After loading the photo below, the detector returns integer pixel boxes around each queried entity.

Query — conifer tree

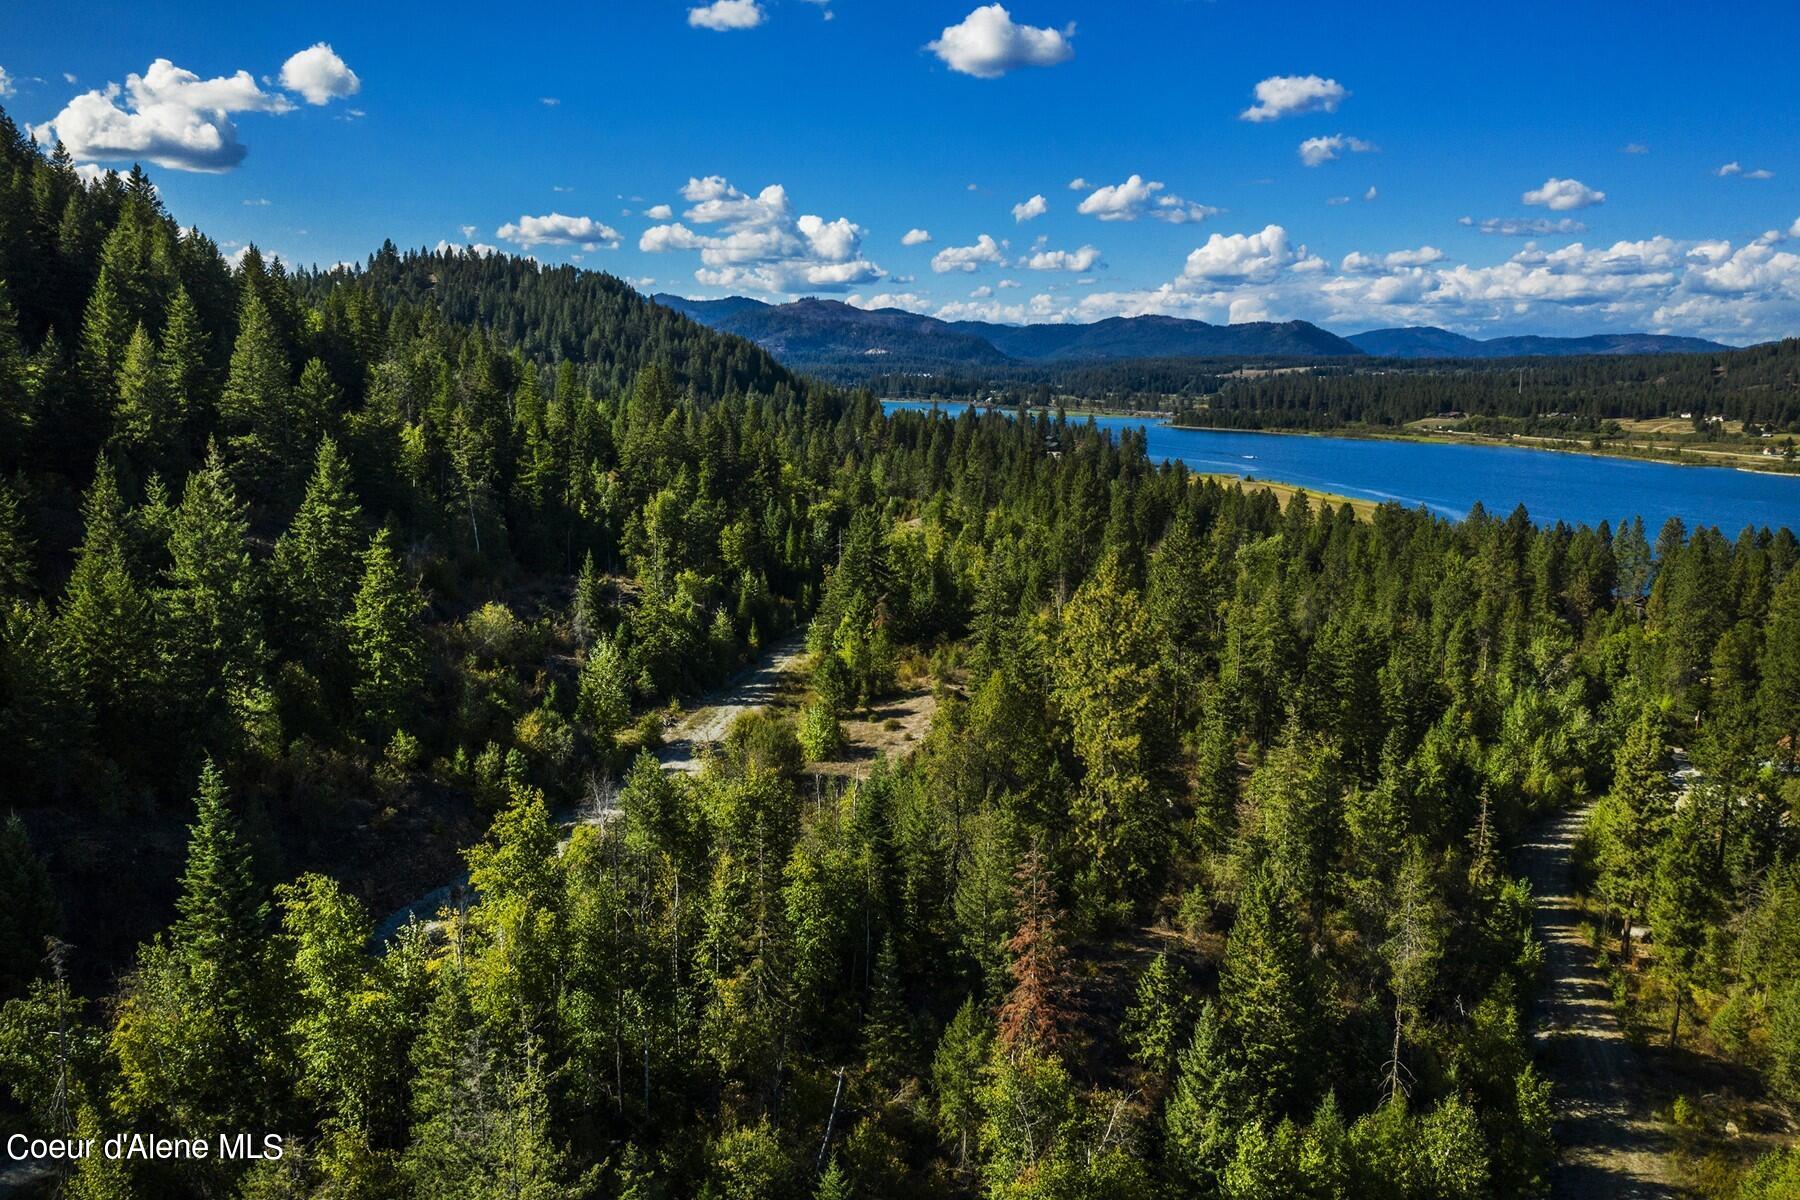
[218,283,294,489]
[159,442,266,749]
[1220,869,1320,1119]
[345,527,424,738]
[55,457,156,764]
[109,321,176,477]
[271,436,363,665]
[996,845,1074,1055]
[111,760,281,1131]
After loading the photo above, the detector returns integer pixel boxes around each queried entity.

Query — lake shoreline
[884,400,1800,530]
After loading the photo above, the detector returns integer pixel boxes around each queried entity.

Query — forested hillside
[1173,342,1800,431]
[2,114,1799,1199]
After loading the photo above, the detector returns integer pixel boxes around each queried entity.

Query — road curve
[372,631,810,944]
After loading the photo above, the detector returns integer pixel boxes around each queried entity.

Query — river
[883,401,1800,533]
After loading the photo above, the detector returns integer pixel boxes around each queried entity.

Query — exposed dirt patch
[810,679,939,780]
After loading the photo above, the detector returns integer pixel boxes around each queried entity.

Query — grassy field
[1200,473,1382,519]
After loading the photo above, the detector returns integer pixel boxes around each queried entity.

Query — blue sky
[3,0,1798,341]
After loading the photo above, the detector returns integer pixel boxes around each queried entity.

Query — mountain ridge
[651,294,1735,372]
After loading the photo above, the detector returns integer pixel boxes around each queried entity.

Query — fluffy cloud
[688,0,766,30]
[278,43,360,105]
[1522,177,1605,211]
[904,218,1800,342]
[1182,225,1302,282]
[1012,193,1048,223]
[1297,134,1376,167]
[848,292,935,313]
[928,5,1074,79]
[934,292,1061,323]
[1342,246,1444,271]
[1364,186,1378,202]
[1022,244,1101,271]
[932,234,1007,273]
[901,228,933,246]
[1240,74,1347,122]
[1791,217,1800,239]
[644,203,674,220]
[1076,174,1218,223]
[497,213,622,250]
[1460,216,1587,237]
[639,175,880,292]
[0,67,13,97]
[32,60,289,172]
[31,50,360,172]
[1067,177,1089,190]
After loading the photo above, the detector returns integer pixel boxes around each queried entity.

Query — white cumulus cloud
[689,0,766,30]
[928,5,1075,79]
[1012,193,1048,223]
[849,292,935,314]
[31,57,299,172]
[902,228,933,246]
[0,67,13,98]
[1076,174,1218,223]
[1297,134,1376,167]
[497,213,622,250]
[1522,177,1605,211]
[932,234,1007,273]
[278,43,360,105]
[1240,74,1347,122]
[1022,244,1101,271]
[1182,225,1301,282]
[644,204,674,220]
[639,175,881,293]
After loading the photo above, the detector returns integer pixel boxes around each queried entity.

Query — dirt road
[373,632,811,943]
[656,632,809,773]
[1518,804,1684,1198]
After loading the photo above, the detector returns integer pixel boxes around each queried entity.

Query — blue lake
[883,401,1800,534]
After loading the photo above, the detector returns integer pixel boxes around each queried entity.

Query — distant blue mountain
[653,295,1363,369]
[1348,326,1732,359]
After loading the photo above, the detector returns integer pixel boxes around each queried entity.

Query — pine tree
[218,283,294,490]
[1220,869,1320,1119]
[1051,554,1167,900]
[930,997,991,1175]
[55,457,156,766]
[577,635,631,754]
[571,549,606,648]
[1650,804,1719,1049]
[271,436,363,666]
[1590,707,1676,961]
[996,844,1074,1055]
[862,935,910,1085]
[110,322,176,476]
[1123,951,1187,1076]
[77,265,132,410]
[159,442,267,750]
[345,528,424,738]
[111,760,281,1131]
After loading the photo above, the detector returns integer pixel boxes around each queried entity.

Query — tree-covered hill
[299,248,806,403]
